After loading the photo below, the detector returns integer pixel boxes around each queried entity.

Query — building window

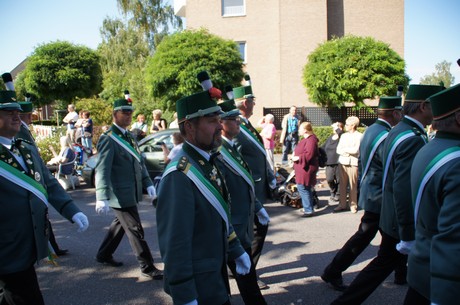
[237,42,247,63]
[222,0,245,16]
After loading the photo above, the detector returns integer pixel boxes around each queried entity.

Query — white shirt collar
[186,141,211,161]
[221,136,234,146]
[405,115,425,131]
[113,123,128,134]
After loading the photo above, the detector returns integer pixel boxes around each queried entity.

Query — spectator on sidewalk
[280,106,300,165]
[292,121,319,217]
[321,122,344,202]
[335,116,363,213]
[258,113,276,172]
[62,104,79,143]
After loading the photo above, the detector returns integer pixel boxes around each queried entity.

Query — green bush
[33,127,66,163]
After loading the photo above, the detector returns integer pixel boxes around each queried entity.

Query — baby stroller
[275,169,320,209]
[72,143,90,176]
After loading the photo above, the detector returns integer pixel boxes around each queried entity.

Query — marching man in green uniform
[0,88,89,304]
[404,83,460,305]
[330,84,444,305]
[233,81,274,290]
[94,96,163,279]
[156,86,250,305]
[17,94,35,144]
[322,96,403,291]
[216,98,268,305]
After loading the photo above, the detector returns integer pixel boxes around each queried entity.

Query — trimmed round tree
[145,29,245,112]
[24,41,102,106]
[303,35,409,109]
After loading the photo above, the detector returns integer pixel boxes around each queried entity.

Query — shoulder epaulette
[411,127,423,136]
[177,156,191,173]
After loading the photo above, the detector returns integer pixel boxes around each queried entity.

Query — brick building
[174,0,404,120]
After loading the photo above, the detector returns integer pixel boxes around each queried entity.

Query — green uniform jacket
[95,125,152,208]
[0,143,81,274]
[235,118,275,204]
[16,123,35,144]
[380,117,427,240]
[358,119,391,213]
[216,140,263,252]
[408,132,460,304]
[156,142,231,305]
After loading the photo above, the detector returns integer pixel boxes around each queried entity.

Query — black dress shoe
[394,277,407,285]
[321,273,348,291]
[96,257,123,267]
[301,212,315,218]
[141,267,164,280]
[55,249,69,256]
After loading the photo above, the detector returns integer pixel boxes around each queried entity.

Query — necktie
[125,132,134,147]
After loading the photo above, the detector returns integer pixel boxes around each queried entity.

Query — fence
[263,106,378,130]
[32,125,60,139]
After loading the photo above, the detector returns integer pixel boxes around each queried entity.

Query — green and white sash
[108,133,141,163]
[220,146,255,194]
[240,125,266,156]
[413,147,460,222]
[360,130,388,185]
[0,161,49,207]
[382,130,417,191]
[162,161,230,232]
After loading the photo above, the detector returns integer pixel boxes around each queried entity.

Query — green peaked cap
[428,83,460,120]
[19,101,33,113]
[176,91,223,123]
[219,99,240,118]
[378,96,402,110]
[0,91,22,111]
[233,85,255,100]
[113,98,133,111]
[405,84,445,103]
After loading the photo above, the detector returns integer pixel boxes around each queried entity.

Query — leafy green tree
[145,29,245,112]
[420,60,455,88]
[303,35,409,109]
[117,0,183,49]
[21,41,102,108]
[98,18,151,113]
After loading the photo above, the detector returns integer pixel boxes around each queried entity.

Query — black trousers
[324,211,380,278]
[324,211,407,281]
[331,231,407,305]
[403,286,430,305]
[325,165,340,196]
[228,249,267,305]
[0,264,44,305]
[251,216,269,268]
[97,206,155,273]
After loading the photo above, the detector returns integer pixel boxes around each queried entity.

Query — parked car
[82,128,179,187]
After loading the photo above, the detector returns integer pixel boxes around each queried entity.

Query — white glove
[235,252,251,275]
[147,185,157,199]
[72,212,89,232]
[269,178,277,189]
[396,240,415,255]
[256,208,270,225]
[183,300,198,305]
[95,200,110,215]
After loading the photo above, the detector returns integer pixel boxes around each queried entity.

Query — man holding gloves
[0,88,89,305]
[94,96,162,280]
[216,98,268,305]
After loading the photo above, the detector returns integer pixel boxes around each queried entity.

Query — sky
[1,0,459,85]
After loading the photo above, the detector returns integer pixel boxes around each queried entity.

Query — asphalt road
[38,176,407,305]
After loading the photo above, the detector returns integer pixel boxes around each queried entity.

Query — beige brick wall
[183,0,404,121]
